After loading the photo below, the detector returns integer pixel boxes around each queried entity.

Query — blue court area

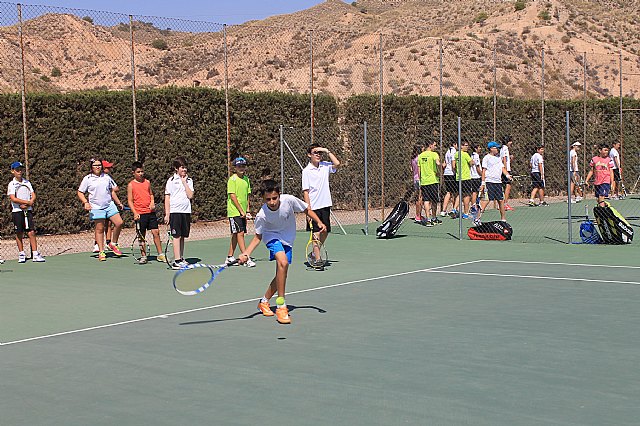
[1,234,639,425]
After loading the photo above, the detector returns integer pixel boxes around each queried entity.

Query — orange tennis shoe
[257,301,274,316]
[276,306,291,324]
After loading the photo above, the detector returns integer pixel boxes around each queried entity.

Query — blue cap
[232,157,247,166]
[10,161,24,170]
[487,141,501,149]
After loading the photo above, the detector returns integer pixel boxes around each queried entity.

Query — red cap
[102,160,114,168]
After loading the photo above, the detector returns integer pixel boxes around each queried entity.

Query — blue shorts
[595,183,610,197]
[89,202,119,221]
[486,182,504,201]
[266,239,292,264]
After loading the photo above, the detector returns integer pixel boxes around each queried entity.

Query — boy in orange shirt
[585,144,615,205]
[127,161,165,264]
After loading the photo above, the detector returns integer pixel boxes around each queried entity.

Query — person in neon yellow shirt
[226,157,255,267]
[417,141,442,227]
[452,141,474,219]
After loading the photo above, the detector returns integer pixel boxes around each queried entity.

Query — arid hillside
[0,0,639,99]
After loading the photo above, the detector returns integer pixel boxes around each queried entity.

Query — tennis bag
[579,220,602,244]
[376,200,409,239]
[593,202,633,244]
[467,221,513,241]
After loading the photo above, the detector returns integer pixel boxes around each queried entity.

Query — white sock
[19,251,25,255]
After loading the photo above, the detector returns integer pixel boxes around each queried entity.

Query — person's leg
[151,229,163,254]
[442,192,451,214]
[172,236,183,260]
[463,194,470,215]
[228,233,238,257]
[539,188,545,203]
[27,230,38,252]
[15,231,24,252]
[109,213,123,243]
[94,219,106,257]
[105,221,113,244]
[504,183,512,204]
[416,186,423,220]
[498,200,506,221]
[179,236,186,259]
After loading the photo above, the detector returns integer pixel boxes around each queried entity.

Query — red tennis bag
[467,221,513,241]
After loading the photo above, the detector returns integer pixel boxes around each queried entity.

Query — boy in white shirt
[239,179,325,325]
[528,145,548,206]
[500,135,514,211]
[474,141,512,225]
[609,141,622,199]
[570,142,583,203]
[164,157,194,269]
[441,143,457,217]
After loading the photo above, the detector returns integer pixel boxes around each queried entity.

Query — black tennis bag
[376,200,409,239]
[593,202,633,244]
[467,221,513,241]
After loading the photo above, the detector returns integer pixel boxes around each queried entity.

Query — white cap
[571,142,581,147]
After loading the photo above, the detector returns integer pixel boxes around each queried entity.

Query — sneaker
[276,306,291,324]
[470,205,477,215]
[570,199,577,204]
[611,195,619,200]
[108,242,123,256]
[528,201,537,207]
[433,217,443,224]
[462,213,471,220]
[92,243,99,253]
[98,251,107,261]
[244,258,256,268]
[575,196,583,202]
[257,301,275,316]
[32,252,45,262]
[473,218,482,226]
[414,216,422,223]
[225,255,237,266]
[178,259,189,268]
[138,256,148,264]
[440,211,448,217]
[504,204,514,211]
[156,254,166,263]
[0,258,4,264]
[18,252,26,263]
[170,260,183,270]
[423,219,434,227]
[448,209,457,218]
[540,201,549,206]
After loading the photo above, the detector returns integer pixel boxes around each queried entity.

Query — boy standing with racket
[225,157,255,267]
[7,161,45,263]
[127,161,165,264]
[585,144,615,204]
[164,157,194,270]
[238,179,325,325]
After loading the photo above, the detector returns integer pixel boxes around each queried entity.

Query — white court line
[427,270,640,286]
[483,259,640,270]
[0,259,483,347]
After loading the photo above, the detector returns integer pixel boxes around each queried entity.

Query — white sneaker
[225,256,236,266]
[178,259,189,268]
[440,211,448,217]
[93,243,99,253]
[575,196,583,202]
[138,256,148,265]
[0,258,5,264]
[244,258,256,268]
[18,252,26,263]
[32,252,46,262]
[570,199,577,204]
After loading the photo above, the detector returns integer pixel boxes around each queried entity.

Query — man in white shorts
[528,145,548,207]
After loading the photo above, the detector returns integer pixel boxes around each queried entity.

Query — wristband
[481,181,486,186]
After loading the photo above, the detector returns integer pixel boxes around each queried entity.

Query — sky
[24,0,339,25]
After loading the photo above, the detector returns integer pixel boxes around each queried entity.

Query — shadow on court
[178,304,327,325]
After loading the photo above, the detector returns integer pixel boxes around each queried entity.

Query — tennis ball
[276,296,285,306]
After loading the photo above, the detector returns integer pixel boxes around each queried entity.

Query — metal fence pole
[223,24,232,177]
[541,46,545,146]
[364,121,369,236]
[566,111,572,244]
[129,15,139,161]
[280,125,285,192]
[439,38,443,154]
[619,50,623,168]
[309,30,314,145]
[457,116,462,240]
[379,33,385,219]
[583,52,587,174]
[492,46,497,142]
[17,4,29,178]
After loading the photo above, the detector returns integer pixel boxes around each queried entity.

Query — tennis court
[2,232,639,425]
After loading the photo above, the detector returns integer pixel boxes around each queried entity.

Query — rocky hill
[0,0,638,99]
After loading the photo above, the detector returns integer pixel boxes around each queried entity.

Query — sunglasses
[311,151,322,155]
[92,164,102,167]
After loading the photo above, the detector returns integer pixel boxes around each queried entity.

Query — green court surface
[1,232,640,425]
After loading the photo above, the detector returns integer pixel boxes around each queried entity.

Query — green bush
[515,0,526,11]
[51,67,62,77]
[151,39,168,50]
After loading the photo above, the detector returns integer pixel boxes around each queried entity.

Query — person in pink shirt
[585,144,615,204]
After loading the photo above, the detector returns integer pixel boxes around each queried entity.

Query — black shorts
[501,173,512,186]
[613,169,621,182]
[471,178,482,193]
[138,213,159,235]
[531,172,545,189]
[306,206,331,233]
[169,213,191,238]
[229,216,247,234]
[12,210,35,233]
[444,175,458,194]
[420,183,440,203]
[460,180,473,196]
[486,182,504,201]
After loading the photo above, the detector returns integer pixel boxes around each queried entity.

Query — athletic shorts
[501,173,512,186]
[420,183,440,203]
[531,172,545,189]
[228,216,247,234]
[486,182,504,201]
[460,180,473,196]
[89,201,119,221]
[412,181,421,201]
[169,212,191,238]
[595,183,610,198]
[138,213,159,235]
[613,169,621,182]
[444,174,458,194]
[266,239,292,264]
[12,210,35,233]
[306,206,331,233]
[571,171,580,184]
[471,178,482,193]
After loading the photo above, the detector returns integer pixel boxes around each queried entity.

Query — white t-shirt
[7,178,35,213]
[609,147,620,169]
[302,161,336,210]
[500,145,511,171]
[165,174,194,214]
[470,152,481,179]
[254,194,308,248]
[443,147,457,176]
[482,154,504,184]
[78,173,117,209]
[570,149,578,172]
[530,153,544,173]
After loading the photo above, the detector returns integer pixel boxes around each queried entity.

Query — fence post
[566,111,572,244]
[439,38,443,153]
[379,33,385,219]
[541,46,545,146]
[619,50,623,168]
[457,116,462,241]
[364,121,369,236]
[223,24,231,177]
[309,30,314,145]
[280,125,285,193]
[17,4,29,179]
[492,46,497,142]
[583,52,587,174]
[129,15,139,161]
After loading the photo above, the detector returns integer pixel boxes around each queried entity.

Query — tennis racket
[173,260,238,296]
[164,230,175,267]
[620,181,628,199]
[15,184,32,230]
[305,219,328,271]
[131,220,149,262]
